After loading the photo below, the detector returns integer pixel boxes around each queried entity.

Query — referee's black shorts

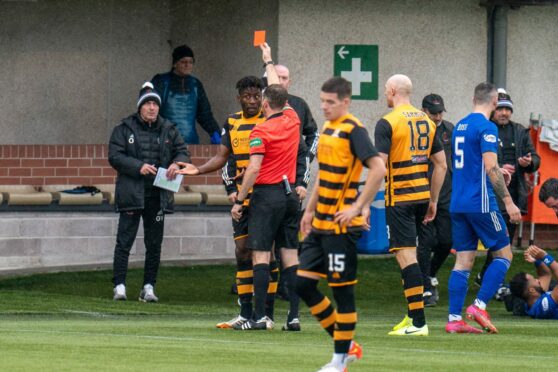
[247,184,300,251]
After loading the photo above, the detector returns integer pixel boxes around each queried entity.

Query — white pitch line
[1,328,556,361]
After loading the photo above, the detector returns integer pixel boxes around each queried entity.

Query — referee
[230,42,302,330]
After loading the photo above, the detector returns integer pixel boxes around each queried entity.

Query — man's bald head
[275,64,291,90]
[384,74,412,108]
[386,74,413,96]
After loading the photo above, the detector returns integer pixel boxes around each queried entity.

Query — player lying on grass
[509,246,558,319]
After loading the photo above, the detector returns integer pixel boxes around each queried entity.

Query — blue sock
[477,257,510,305]
[448,270,470,317]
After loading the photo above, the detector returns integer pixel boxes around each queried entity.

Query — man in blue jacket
[152,45,221,144]
[108,82,189,302]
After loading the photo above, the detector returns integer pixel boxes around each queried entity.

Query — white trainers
[113,284,127,301]
[216,315,248,329]
[139,284,159,303]
[263,316,275,330]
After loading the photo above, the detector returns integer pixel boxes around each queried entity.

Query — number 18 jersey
[450,112,499,213]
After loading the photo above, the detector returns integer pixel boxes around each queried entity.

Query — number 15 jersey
[450,112,499,213]
[374,104,441,207]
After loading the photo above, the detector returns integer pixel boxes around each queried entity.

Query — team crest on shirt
[542,297,549,311]
[128,134,134,144]
[483,134,497,143]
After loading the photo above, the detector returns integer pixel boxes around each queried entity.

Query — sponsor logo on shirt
[483,134,497,143]
[250,138,263,148]
[411,155,428,164]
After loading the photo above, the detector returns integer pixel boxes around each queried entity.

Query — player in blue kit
[510,245,558,320]
[446,82,521,334]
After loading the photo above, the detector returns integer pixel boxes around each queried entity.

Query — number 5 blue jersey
[450,113,499,213]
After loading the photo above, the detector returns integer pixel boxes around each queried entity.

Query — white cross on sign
[340,58,373,96]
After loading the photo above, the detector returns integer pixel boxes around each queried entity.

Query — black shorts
[298,231,361,286]
[232,207,249,240]
[247,185,300,251]
[386,202,429,251]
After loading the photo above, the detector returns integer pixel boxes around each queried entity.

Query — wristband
[543,254,555,266]
[235,199,244,205]
[263,60,274,68]
[534,259,543,267]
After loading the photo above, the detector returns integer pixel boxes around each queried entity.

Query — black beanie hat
[137,82,161,109]
[172,45,195,64]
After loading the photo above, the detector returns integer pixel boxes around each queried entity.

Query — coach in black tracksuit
[108,82,189,302]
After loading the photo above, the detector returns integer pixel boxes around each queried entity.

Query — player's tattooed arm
[487,165,511,200]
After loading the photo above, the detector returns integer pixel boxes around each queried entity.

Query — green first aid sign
[334,45,379,100]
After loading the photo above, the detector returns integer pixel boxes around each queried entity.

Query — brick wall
[0,144,220,186]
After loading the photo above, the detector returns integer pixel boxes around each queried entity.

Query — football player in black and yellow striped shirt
[297,77,385,372]
[374,74,447,336]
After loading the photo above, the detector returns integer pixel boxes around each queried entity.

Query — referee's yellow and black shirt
[312,113,379,235]
[374,104,443,207]
[221,110,266,205]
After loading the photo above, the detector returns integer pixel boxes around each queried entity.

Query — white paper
[153,167,183,193]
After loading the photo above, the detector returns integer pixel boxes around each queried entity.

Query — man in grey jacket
[108,82,189,302]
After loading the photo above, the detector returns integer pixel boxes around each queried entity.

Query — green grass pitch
[1,253,557,371]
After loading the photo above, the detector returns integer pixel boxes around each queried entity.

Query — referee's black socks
[282,265,300,321]
[402,263,426,327]
[253,263,270,321]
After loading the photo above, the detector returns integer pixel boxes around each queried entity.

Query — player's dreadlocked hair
[509,272,529,300]
[236,76,264,95]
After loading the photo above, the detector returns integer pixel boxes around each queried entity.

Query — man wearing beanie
[108,82,189,302]
[477,88,541,284]
[151,45,221,145]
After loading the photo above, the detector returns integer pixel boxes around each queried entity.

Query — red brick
[34,145,43,157]
[9,168,32,177]
[0,177,21,185]
[21,177,44,186]
[10,145,20,158]
[26,145,34,158]
[69,159,92,167]
[79,168,102,176]
[56,145,64,158]
[206,176,222,185]
[48,145,56,158]
[0,169,7,176]
[92,159,109,167]
[0,159,21,167]
[44,177,68,185]
[79,145,87,158]
[33,168,55,177]
[191,157,205,166]
[193,176,207,185]
[87,144,95,158]
[56,168,79,176]
[67,177,92,185]
[45,159,68,167]
[22,159,44,167]
[103,167,117,176]
[91,177,116,185]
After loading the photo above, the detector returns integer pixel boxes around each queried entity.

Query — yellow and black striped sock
[332,285,356,354]
[236,259,253,319]
[265,260,279,320]
[402,263,425,327]
[297,276,336,336]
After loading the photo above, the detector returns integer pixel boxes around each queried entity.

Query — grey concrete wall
[507,5,558,124]
[0,0,170,144]
[278,0,487,133]
[169,0,279,143]
[0,212,234,275]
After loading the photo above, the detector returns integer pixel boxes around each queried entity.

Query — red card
[253,30,266,47]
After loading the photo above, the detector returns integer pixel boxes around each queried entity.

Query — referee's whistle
[282,175,292,195]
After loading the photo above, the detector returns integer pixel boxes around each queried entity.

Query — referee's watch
[263,60,274,68]
[235,199,244,205]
